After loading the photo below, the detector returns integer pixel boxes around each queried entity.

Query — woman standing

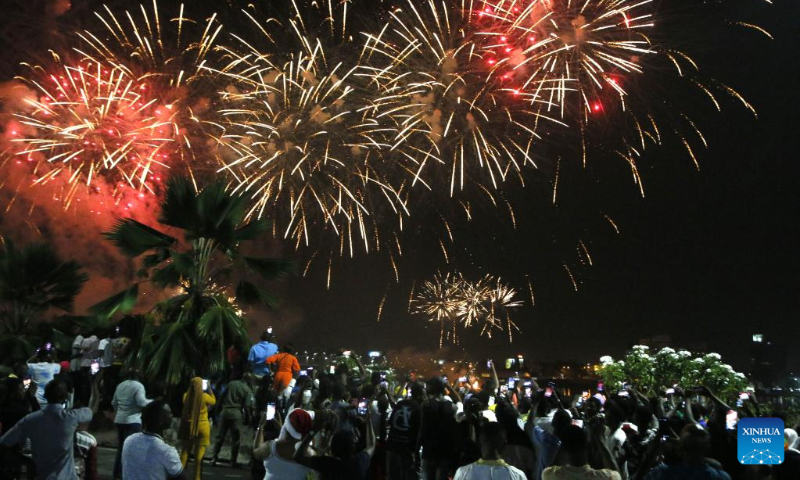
[178,377,216,480]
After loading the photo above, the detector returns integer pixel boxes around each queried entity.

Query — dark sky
[1,0,797,371]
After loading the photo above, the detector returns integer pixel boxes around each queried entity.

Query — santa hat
[284,409,313,440]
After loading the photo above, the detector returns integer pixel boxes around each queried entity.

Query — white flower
[705,353,722,360]
[735,372,746,378]
[669,353,679,359]
[600,356,614,365]
[692,358,704,364]
[618,361,625,366]
[722,364,734,372]
[678,350,692,358]
[633,345,650,351]
[659,347,676,355]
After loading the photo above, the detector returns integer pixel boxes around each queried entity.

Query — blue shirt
[0,404,93,480]
[248,341,278,375]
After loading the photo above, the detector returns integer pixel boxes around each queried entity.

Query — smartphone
[299,370,308,377]
[665,388,675,395]
[726,410,738,430]
[267,326,273,334]
[524,387,532,398]
[736,392,749,408]
[266,402,276,420]
[572,419,584,428]
[487,359,493,368]
[618,390,630,397]
[91,362,100,375]
[329,365,336,374]
[357,399,368,416]
[343,350,352,358]
[544,387,553,398]
[458,376,467,383]
[508,377,518,388]
[488,395,496,407]
[23,378,31,390]
[201,379,209,391]
[597,381,604,392]
[307,367,314,373]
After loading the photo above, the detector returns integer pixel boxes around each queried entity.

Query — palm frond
[244,257,296,280]
[235,281,280,308]
[158,176,200,233]
[234,219,270,241]
[88,284,139,319]
[104,219,176,258]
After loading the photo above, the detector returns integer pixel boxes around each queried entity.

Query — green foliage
[598,346,748,401]
[98,176,292,385]
[0,240,88,335]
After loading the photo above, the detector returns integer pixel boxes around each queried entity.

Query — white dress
[263,440,318,480]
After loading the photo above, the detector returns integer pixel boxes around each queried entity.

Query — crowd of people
[0,329,798,480]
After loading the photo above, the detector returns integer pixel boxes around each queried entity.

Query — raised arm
[364,410,377,457]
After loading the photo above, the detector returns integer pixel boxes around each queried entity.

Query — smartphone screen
[488,395,496,406]
[266,403,276,420]
[524,387,532,398]
[618,390,630,397]
[299,370,308,377]
[201,379,209,391]
[665,388,675,395]
[91,362,100,375]
[357,399,368,416]
[726,410,738,430]
[23,378,31,390]
[597,381,604,392]
[508,377,517,388]
[572,419,584,428]
[329,365,336,374]
[544,387,553,397]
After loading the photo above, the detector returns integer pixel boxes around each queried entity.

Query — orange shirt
[266,352,300,375]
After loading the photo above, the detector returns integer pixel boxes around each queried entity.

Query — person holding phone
[178,377,216,480]
[252,408,318,480]
[111,369,152,479]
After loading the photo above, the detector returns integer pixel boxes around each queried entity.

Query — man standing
[454,423,527,480]
[26,346,62,408]
[211,371,254,468]
[112,370,152,480]
[247,331,277,378]
[122,401,187,480]
[0,379,93,480]
[386,383,424,480]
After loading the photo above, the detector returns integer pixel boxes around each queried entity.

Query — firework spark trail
[8,1,223,206]
[411,270,523,346]
[363,0,564,197]
[211,0,410,261]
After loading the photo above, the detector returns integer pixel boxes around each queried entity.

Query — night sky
[1,0,797,371]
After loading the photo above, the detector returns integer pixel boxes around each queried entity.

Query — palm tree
[94,176,293,385]
[0,241,88,335]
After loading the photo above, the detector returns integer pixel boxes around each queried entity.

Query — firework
[363,0,561,198]
[7,2,222,207]
[410,271,466,347]
[411,271,523,346]
[10,57,174,207]
[212,1,408,259]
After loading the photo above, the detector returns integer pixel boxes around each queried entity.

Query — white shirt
[543,465,621,480]
[455,460,527,480]
[98,338,115,368]
[122,432,183,480]
[80,336,100,368]
[26,362,61,406]
[71,335,84,371]
[263,440,318,480]
[113,380,152,424]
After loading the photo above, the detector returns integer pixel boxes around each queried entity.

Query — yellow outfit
[179,378,216,480]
